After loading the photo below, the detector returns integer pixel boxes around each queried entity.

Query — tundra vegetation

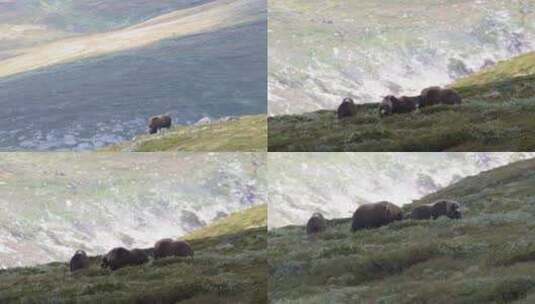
[0,205,267,304]
[268,52,535,151]
[268,158,535,303]
[106,115,267,152]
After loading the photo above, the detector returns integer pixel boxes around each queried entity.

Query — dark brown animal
[431,200,462,219]
[410,204,434,220]
[399,95,423,108]
[351,201,403,231]
[101,247,148,271]
[439,88,462,105]
[154,239,194,259]
[306,213,326,234]
[420,87,462,107]
[420,86,442,107]
[148,115,172,134]
[70,250,89,272]
[379,95,417,117]
[337,97,357,119]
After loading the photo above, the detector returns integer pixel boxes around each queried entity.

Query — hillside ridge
[268,52,535,152]
[269,157,535,303]
[0,205,267,303]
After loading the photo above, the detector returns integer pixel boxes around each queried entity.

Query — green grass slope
[268,158,535,303]
[105,115,267,152]
[268,52,535,152]
[186,204,267,240]
[0,205,267,304]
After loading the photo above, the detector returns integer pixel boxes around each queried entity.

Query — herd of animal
[69,238,193,273]
[306,200,462,234]
[337,86,463,119]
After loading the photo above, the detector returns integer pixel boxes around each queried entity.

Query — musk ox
[351,201,403,231]
[410,204,435,220]
[337,97,357,119]
[101,247,148,271]
[379,95,418,117]
[306,213,326,234]
[431,200,462,219]
[148,115,172,134]
[439,89,462,105]
[70,250,89,272]
[420,87,462,107]
[411,200,462,220]
[154,239,194,259]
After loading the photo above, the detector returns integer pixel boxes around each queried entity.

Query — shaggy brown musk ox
[379,95,418,117]
[431,200,462,219]
[154,239,194,259]
[337,97,357,119]
[148,115,172,134]
[420,87,462,107]
[306,213,326,234]
[70,250,89,272]
[411,200,462,220]
[410,204,435,220]
[101,247,148,271]
[351,201,403,231]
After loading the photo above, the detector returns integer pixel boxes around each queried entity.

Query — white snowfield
[0,0,264,79]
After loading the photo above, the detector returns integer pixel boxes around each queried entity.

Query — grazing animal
[420,87,462,107]
[351,201,403,231]
[70,250,89,272]
[337,97,357,119]
[420,86,442,107]
[101,247,148,271]
[439,88,462,105]
[399,95,423,108]
[379,95,417,117]
[410,204,435,220]
[431,200,462,219]
[154,239,194,259]
[148,115,172,134]
[306,213,326,234]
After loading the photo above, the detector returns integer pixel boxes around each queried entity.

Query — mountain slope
[268,51,535,152]
[185,204,266,240]
[0,1,267,151]
[105,115,267,152]
[269,158,535,303]
[0,153,266,269]
[268,0,535,115]
[0,0,264,79]
[0,205,267,304]
[267,153,535,229]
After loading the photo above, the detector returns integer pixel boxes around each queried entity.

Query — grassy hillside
[0,205,267,304]
[269,158,535,303]
[186,204,267,240]
[105,115,267,152]
[268,52,535,152]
